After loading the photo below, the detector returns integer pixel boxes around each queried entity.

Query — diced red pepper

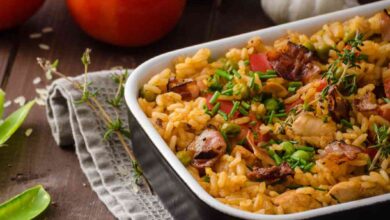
[316,79,328,92]
[205,94,239,117]
[249,53,272,72]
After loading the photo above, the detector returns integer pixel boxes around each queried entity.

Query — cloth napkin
[46,70,173,220]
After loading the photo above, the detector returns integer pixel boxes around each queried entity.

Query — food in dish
[138,9,390,214]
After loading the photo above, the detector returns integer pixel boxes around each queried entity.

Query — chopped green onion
[295,146,315,152]
[238,106,249,116]
[241,101,251,110]
[244,60,250,65]
[384,98,390,104]
[303,162,314,172]
[216,69,233,81]
[266,70,277,75]
[258,74,277,79]
[267,110,275,124]
[229,101,240,117]
[210,91,220,104]
[232,69,241,79]
[202,175,210,182]
[221,88,233,96]
[268,150,282,165]
[218,110,228,121]
[211,102,221,115]
[340,119,353,129]
[248,77,255,89]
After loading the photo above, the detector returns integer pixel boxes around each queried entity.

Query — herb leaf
[0,185,50,220]
[0,100,35,146]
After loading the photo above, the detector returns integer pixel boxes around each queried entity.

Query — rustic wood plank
[0,0,214,219]
[0,29,18,87]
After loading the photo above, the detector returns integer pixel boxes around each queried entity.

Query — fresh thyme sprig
[321,33,366,99]
[37,49,146,186]
[369,124,390,170]
[107,70,129,108]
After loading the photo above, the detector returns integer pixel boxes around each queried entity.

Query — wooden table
[0,0,378,219]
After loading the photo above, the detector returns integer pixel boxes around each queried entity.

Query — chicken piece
[320,141,364,161]
[354,93,378,112]
[327,86,350,122]
[329,180,386,203]
[262,81,288,98]
[267,42,321,84]
[168,77,200,100]
[291,112,336,148]
[247,162,294,183]
[379,103,390,122]
[187,129,227,170]
[246,131,275,166]
[273,190,322,213]
[231,145,258,167]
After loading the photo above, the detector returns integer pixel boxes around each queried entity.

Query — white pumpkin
[261,0,360,24]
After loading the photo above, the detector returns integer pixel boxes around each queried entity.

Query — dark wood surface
[0,0,378,219]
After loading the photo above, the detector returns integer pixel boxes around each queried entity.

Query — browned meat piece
[168,77,200,100]
[329,180,386,203]
[247,162,293,183]
[327,86,350,122]
[273,190,322,213]
[380,10,390,41]
[266,42,321,84]
[187,129,227,169]
[354,93,378,112]
[320,141,363,160]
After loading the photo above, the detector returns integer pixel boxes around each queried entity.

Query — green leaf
[0,100,35,146]
[0,185,51,220]
[0,89,5,119]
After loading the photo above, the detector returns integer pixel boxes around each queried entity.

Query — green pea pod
[0,185,51,220]
[0,100,35,146]
[0,89,5,119]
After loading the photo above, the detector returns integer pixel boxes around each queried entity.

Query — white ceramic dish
[125,1,390,219]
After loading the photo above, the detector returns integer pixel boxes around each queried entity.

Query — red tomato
[249,54,272,72]
[66,0,186,47]
[205,94,239,117]
[316,79,328,92]
[0,0,44,30]
[384,78,390,99]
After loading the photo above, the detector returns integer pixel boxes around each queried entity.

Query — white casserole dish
[125,1,390,219]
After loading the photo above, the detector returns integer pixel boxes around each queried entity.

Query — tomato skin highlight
[249,54,272,72]
[0,0,45,30]
[66,0,186,47]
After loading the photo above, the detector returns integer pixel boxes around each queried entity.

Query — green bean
[218,110,228,121]
[232,69,241,79]
[221,122,241,137]
[241,101,251,110]
[0,185,50,220]
[268,150,282,165]
[238,106,249,116]
[176,151,193,166]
